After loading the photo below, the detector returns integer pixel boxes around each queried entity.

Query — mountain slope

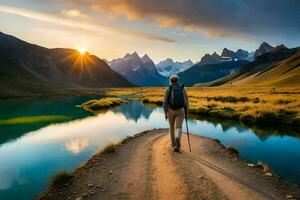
[216,46,300,86]
[178,60,248,86]
[156,58,193,77]
[109,53,168,86]
[0,32,133,96]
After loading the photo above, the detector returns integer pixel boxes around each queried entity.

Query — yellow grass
[101,87,300,130]
[78,97,127,114]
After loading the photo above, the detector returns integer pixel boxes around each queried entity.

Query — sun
[77,47,86,55]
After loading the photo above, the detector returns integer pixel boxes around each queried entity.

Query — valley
[1,1,299,199]
[0,31,299,200]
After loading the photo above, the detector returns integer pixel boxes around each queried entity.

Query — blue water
[0,97,299,200]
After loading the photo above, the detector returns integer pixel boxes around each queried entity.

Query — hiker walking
[163,75,189,152]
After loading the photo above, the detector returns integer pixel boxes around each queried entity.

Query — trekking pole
[185,116,192,152]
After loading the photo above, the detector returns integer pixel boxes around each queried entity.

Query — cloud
[90,0,300,40]
[0,5,176,43]
[61,9,87,18]
[64,138,90,154]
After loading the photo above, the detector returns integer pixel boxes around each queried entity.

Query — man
[163,75,189,152]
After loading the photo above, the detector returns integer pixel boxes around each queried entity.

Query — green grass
[0,115,71,125]
[50,171,72,187]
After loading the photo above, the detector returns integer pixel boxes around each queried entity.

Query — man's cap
[169,75,179,83]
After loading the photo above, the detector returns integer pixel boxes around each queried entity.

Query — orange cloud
[88,0,300,41]
[0,5,175,43]
[61,9,87,18]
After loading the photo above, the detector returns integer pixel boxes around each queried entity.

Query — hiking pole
[185,116,192,152]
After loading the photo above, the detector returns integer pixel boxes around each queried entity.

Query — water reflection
[189,114,300,141]
[0,96,97,144]
[65,138,90,154]
[0,98,299,200]
[113,101,154,121]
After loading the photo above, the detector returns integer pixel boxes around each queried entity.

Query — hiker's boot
[174,137,181,152]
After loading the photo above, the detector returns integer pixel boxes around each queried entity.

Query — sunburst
[77,47,86,55]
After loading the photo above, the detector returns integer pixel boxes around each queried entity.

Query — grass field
[103,87,300,131]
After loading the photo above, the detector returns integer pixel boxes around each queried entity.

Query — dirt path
[40,129,300,200]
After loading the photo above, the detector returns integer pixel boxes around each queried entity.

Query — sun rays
[77,47,86,55]
[56,49,97,81]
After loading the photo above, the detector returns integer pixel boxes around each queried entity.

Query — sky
[0,0,299,63]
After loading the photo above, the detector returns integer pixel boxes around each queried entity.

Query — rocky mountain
[254,42,274,58]
[221,48,249,60]
[199,52,221,65]
[0,32,133,97]
[178,60,248,86]
[210,45,300,86]
[108,53,168,86]
[221,48,236,58]
[235,49,249,59]
[156,58,193,77]
[198,48,250,67]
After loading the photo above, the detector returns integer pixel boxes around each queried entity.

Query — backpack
[168,84,185,109]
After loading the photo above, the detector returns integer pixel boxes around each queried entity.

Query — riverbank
[39,129,300,200]
[3,86,299,131]
[105,87,300,132]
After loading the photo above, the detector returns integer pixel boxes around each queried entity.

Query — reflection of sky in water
[0,104,167,200]
[0,100,300,200]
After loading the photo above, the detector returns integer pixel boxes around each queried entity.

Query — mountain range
[211,45,300,86]
[107,52,168,86]
[178,60,248,86]
[0,31,298,97]
[0,32,133,97]
[156,59,194,77]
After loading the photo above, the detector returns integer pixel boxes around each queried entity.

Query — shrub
[292,118,300,129]
[252,97,260,103]
[213,139,221,144]
[50,171,72,187]
[256,111,280,125]
[256,161,269,172]
[121,136,133,144]
[101,143,116,153]
[275,99,293,104]
[240,114,256,125]
[227,147,239,155]
[223,107,234,112]
[207,96,250,103]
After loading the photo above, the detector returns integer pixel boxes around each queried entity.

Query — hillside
[178,60,248,86]
[216,46,300,86]
[0,32,133,97]
[108,53,168,86]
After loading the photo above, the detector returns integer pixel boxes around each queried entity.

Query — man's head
[169,75,179,84]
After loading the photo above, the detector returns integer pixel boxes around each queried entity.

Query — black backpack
[168,84,185,109]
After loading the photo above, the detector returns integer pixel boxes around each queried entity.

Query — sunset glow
[1,1,299,62]
[77,47,86,55]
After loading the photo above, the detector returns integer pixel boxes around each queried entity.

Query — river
[0,96,299,200]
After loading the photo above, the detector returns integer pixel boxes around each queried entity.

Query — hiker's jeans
[167,107,185,146]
